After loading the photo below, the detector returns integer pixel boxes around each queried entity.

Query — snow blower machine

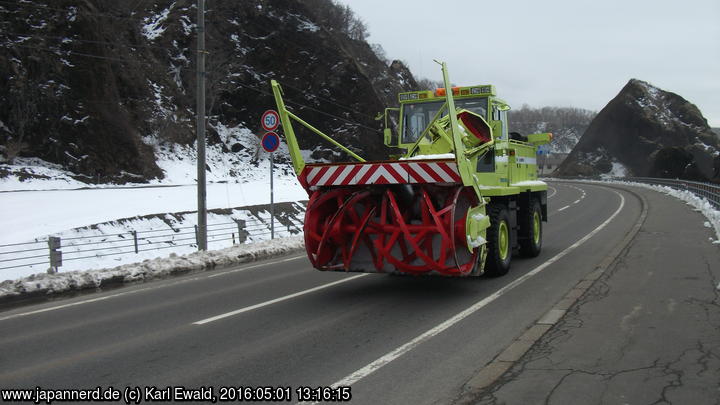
[270,62,551,277]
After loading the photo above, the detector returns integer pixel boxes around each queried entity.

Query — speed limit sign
[261,110,280,132]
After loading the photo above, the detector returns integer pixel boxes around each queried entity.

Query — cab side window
[491,107,508,141]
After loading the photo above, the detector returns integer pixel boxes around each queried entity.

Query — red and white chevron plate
[300,160,462,187]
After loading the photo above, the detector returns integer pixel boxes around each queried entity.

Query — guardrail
[627,177,720,209]
[547,176,720,209]
[0,215,304,276]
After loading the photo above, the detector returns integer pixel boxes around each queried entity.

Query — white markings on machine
[325,190,626,390]
[193,274,368,325]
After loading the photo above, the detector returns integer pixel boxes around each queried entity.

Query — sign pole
[260,110,280,241]
[270,153,274,239]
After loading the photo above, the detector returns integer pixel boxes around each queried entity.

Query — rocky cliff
[556,79,720,181]
[0,0,417,183]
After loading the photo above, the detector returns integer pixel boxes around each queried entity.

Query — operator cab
[382,85,509,150]
[401,98,489,144]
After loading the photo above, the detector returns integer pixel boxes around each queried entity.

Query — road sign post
[270,153,274,239]
[261,112,280,239]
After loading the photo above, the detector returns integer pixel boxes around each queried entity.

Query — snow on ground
[621,181,720,244]
[0,120,320,288]
[0,178,306,245]
[141,2,174,40]
[0,236,305,301]
[601,162,628,178]
[0,140,308,283]
[0,123,294,191]
[0,202,307,281]
[0,157,91,190]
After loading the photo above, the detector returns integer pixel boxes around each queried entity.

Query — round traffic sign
[261,110,280,132]
[261,131,280,153]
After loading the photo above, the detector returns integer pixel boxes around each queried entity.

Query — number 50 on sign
[261,110,280,132]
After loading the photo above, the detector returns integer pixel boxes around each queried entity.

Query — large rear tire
[519,198,543,257]
[484,203,511,277]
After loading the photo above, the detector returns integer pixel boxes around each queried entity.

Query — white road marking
[0,255,306,322]
[558,205,570,211]
[574,199,581,204]
[193,274,368,325]
[547,186,558,199]
[326,190,626,390]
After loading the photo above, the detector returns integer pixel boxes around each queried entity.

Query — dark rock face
[556,79,720,182]
[0,0,417,182]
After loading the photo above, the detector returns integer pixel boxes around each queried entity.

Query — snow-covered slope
[0,147,308,282]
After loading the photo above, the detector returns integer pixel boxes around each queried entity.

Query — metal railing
[0,214,305,276]
[627,177,720,209]
[548,176,720,209]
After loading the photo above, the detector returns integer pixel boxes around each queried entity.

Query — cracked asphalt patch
[472,186,720,405]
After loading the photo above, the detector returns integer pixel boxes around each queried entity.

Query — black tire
[484,203,512,277]
[519,198,543,257]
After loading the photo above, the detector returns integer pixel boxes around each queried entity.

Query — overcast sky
[336,0,720,127]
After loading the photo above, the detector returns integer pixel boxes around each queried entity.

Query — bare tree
[5,61,36,164]
[370,43,388,64]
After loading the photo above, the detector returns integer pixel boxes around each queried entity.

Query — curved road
[0,182,713,404]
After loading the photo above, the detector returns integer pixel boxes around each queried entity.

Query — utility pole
[196,0,207,250]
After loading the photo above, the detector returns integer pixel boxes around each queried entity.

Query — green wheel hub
[498,221,509,260]
[532,211,541,245]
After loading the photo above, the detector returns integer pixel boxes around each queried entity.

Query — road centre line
[547,186,558,199]
[550,184,587,215]
[325,189,626,390]
[193,274,368,325]
[0,255,306,322]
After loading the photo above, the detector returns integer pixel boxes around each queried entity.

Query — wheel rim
[533,211,541,245]
[498,221,509,260]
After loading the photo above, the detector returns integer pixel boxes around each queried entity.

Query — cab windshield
[401,98,488,144]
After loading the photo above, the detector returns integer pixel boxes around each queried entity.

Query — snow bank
[622,181,720,244]
[550,178,720,243]
[0,236,305,302]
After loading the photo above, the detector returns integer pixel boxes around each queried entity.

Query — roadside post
[48,236,62,274]
[261,110,280,239]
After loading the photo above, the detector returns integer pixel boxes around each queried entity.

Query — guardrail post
[234,219,247,244]
[131,231,138,253]
[48,236,62,274]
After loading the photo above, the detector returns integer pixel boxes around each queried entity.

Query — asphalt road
[474,184,720,405]
[0,182,651,403]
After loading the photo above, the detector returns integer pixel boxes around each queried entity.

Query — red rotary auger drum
[303,181,481,276]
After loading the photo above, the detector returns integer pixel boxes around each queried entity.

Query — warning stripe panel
[300,161,462,187]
